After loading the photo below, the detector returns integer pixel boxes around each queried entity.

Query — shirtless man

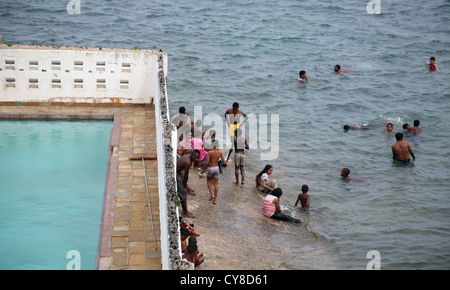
[229,128,249,185]
[177,150,200,218]
[225,102,248,160]
[202,141,227,204]
[403,123,413,137]
[383,122,398,136]
[392,132,415,163]
[412,119,422,136]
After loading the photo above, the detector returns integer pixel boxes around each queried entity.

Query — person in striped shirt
[262,188,308,223]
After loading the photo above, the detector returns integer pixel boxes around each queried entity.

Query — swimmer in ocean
[392,132,415,163]
[403,123,413,137]
[383,122,398,136]
[343,124,378,131]
[334,64,357,74]
[428,57,439,71]
[295,184,311,210]
[324,168,364,182]
[299,70,307,83]
[341,168,356,181]
[412,119,422,136]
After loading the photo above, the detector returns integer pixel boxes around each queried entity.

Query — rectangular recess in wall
[29,61,39,70]
[29,78,39,89]
[120,79,129,90]
[122,63,131,73]
[96,61,105,72]
[74,79,83,89]
[6,78,15,88]
[5,60,15,70]
[51,61,61,70]
[74,61,83,71]
[96,79,106,89]
[52,79,61,89]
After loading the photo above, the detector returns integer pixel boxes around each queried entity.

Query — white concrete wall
[0,45,165,104]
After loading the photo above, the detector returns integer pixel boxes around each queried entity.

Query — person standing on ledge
[392,132,415,163]
[225,102,248,161]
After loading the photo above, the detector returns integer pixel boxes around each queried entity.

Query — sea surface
[1,0,449,269]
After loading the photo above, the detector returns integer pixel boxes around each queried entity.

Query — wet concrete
[181,164,314,270]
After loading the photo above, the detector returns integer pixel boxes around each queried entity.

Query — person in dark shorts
[177,150,200,218]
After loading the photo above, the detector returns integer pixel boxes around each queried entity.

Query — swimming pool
[0,120,113,270]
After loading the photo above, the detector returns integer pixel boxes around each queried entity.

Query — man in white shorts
[230,128,249,186]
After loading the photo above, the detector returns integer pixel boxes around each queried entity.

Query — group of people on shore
[174,103,246,218]
[173,102,311,227]
[298,57,439,83]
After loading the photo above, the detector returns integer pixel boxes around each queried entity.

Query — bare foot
[182,212,196,218]
[186,187,196,195]
[241,180,245,185]
[233,181,239,186]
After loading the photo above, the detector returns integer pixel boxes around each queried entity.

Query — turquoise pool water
[0,120,113,270]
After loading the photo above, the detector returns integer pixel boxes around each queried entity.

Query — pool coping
[0,111,120,270]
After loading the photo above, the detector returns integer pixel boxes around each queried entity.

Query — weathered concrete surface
[181,165,301,270]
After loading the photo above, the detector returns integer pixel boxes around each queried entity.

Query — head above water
[386,122,393,132]
[179,106,186,114]
[343,124,350,131]
[299,70,306,78]
[334,64,341,72]
[341,167,350,177]
[271,188,283,198]
[414,119,420,127]
[395,132,404,141]
[301,184,309,193]
[403,123,410,130]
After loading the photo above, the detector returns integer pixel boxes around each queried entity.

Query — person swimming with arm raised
[334,64,357,74]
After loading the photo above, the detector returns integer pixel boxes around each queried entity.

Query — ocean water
[1,0,449,269]
[0,121,113,269]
